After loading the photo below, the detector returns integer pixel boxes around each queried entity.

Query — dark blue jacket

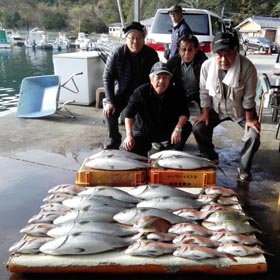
[170,18,192,58]
[103,44,159,104]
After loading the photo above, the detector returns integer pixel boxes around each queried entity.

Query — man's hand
[123,135,135,151]
[103,103,115,118]
[171,129,182,145]
[246,119,261,134]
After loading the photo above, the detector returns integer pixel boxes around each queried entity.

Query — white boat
[0,29,12,48]
[52,32,69,50]
[6,30,25,46]
[74,32,91,49]
[24,28,46,49]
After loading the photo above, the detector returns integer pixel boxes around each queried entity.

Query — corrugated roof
[250,15,280,29]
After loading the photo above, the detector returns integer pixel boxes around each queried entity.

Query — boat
[52,32,69,50]
[24,28,46,49]
[6,30,25,46]
[0,29,12,48]
[74,32,91,49]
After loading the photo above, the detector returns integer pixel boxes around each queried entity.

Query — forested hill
[1,0,280,35]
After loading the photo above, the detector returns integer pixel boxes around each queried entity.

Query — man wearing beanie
[193,32,261,182]
[103,21,159,149]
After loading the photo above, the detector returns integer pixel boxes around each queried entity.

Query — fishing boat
[74,32,91,49]
[52,32,69,50]
[0,29,12,48]
[24,28,46,49]
[6,30,25,46]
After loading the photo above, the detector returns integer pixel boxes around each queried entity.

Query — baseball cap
[122,21,146,37]
[150,62,172,76]
[212,32,238,53]
[168,5,183,14]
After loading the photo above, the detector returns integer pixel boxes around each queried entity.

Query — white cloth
[206,54,240,97]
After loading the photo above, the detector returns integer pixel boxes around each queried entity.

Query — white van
[146,8,226,61]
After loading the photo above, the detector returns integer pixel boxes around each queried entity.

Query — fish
[85,157,150,171]
[89,149,149,162]
[217,243,269,257]
[137,195,217,210]
[53,206,125,225]
[47,221,138,238]
[28,211,62,224]
[200,204,242,213]
[113,207,188,225]
[204,211,254,224]
[202,220,262,234]
[48,184,82,195]
[125,240,178,257]
[146,231,177,242]
[149,150,197,160]
[198,194,239,206]
[39,232,132,255]
[77,186,142,203]
[43,193,75,203]
[62,195,135,210]
[127,184,199,200]
[173,244,230,260]
[172,209,213,221]
[133,216,172,233]
[201,186,238,197]
[20,223,56,237]
[152,154,218,170]
[9,236,53,254]
[172,234,221,247]
[168,222,213,236]
[40,202,71,213]
[210,232,263,246]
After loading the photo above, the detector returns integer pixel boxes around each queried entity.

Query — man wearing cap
[167,5,192,59]
[122,62,192,156]
[103,21,159,149]
[193,32,261,182]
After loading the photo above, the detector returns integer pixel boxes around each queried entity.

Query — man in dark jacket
[103,21,159,149]
[122,62,192,156]
[168,5,192,58]
[167,35,207,109]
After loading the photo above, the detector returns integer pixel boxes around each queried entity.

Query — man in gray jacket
[193,32,261,182]
[103,21,159,149]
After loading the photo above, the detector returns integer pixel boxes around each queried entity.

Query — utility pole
[116,0,125,28]
[134,0,140,22]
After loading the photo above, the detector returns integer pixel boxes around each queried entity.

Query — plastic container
[148,168,216,188]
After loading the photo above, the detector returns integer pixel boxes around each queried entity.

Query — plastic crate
[76,158,148,187]
[148,168,216,188]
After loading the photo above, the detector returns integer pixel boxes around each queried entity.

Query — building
[236,15,280,44]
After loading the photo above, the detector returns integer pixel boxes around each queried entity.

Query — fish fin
[226,253,237,262]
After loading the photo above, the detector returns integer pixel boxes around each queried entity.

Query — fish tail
[225,253,237,262]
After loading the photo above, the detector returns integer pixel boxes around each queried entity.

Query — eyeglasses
[126,36,144,42]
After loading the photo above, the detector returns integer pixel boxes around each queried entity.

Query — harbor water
[0,47,76,116]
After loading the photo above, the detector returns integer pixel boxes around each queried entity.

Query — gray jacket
[200,54,257,122]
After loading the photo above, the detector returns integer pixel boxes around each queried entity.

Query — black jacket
[103,44,159,104]
[125,83,190,137]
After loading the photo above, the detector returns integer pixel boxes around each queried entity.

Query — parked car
[243,37,278,53]
[146,8,226,61]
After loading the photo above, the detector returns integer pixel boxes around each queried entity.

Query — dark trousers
[192,109,260,172]
[127,121,193,157]
[104,96,128,144]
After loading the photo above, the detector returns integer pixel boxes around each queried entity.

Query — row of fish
[84,149,220,171]
[9,183,268,261]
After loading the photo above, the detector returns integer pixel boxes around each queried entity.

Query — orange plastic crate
[148,168,216,188]
[76,158,148,187]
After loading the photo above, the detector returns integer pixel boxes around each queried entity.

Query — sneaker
[198,153,219,164]
[103,139,121,150]
[237,168,252,182]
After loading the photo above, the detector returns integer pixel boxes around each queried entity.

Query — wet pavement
[1,54,280,279]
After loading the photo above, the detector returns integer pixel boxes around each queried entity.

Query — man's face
[169,12,182,24]
[150,73,171,95]
[126,31,144,54]
[214,50,237,70]
[179,40,197,63]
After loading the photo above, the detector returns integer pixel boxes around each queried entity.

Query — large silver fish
[149,150,200,160]
[125,240,178,257]
[137,196,216,210]
[173,244,228,260]
[47,221,138,238]
[9,236,53,254]
[48,184,82,195]
[20,223,56,237]
[152,154,218,170]
[127,184,199,200]
[85,157,150,171]
[39,232,132,255]
[62,195,135,210]
[53,206,124,225]
[217,243,268,257]
[89,149,148,162]
[113,207,188,225]
[78,186,142,203]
